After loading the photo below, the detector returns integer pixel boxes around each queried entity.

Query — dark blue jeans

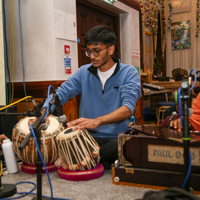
[93,137,118,169]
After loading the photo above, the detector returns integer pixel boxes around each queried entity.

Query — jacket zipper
[102,79,110,94]
[95,69,116,94]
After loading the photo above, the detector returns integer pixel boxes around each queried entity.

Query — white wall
[116,2,140,68]
[5,0,140,83]
[120,13,131,64]
[5,0,78,82]
[53,0,78,80]
[5,0,56,82]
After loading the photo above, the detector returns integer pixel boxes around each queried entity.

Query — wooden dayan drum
[56,127,100,171]
[12,115,64,165]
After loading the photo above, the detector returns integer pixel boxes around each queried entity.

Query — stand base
[0,184,17,198]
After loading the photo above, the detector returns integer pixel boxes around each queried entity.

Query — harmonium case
[112,124,200,191]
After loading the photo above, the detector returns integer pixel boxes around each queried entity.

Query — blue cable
[181,150,192,189]
[18,0,29,111]
[1,181,71,200]
[30,121,71,200]
[30,124,53,200]
[178,69,197,190]
[44,85,54,119]
[1,193,27,200]
[2,0,12,104]
[178,87,183,127]
[2,85,70,200]
[15,181,36,193]
[131,116,135,125]
[189,69,197,91]
[0,181,36,200]
[178,69,197,127]
[0,124,54,200]
[4,54,8,105]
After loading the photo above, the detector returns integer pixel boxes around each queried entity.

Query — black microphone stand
[180,80,191,192]
[19,109,52,200]
[32,125,51,200]
[51,90,67,128]
[0,110,36,198]
[0,171,17,198]
[0,112,36,116]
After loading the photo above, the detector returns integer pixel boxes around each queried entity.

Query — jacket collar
[87,57,120,77]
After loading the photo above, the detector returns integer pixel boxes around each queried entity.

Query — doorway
[76,1,120,116]
[76,1,120,67]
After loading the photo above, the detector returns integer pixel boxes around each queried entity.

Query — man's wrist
[95,116,104,126]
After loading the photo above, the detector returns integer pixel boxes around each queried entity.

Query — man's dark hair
[85,25,116,46]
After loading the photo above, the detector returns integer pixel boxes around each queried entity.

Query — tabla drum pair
[12,116,104,180]
[12,115,64,173]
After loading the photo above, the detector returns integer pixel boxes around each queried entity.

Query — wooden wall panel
[13,98,43,122]
[13,97,78,123]
[12,81,78,122]
[63,98,78,123]
[12,81,65,98]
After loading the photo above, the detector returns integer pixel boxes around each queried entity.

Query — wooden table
[144,89,172,102]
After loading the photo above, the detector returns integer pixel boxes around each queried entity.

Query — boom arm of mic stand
[18,111,47,151]
[0,112,36,116]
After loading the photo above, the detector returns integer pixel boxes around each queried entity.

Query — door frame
[76,0,120,64]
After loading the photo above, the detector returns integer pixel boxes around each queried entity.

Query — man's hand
[67,117,102,131]
[170,118,182,131]
[67,106,132,131]
[0,134,8,145]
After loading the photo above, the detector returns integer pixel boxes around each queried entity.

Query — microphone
[52,89,67,128]
[31,97,41,118]
[39,121,48,131]
[167,111,177,128]
[19,111,47,151]
[31,97,48,131]
[189,108,193,117]
[189,76,192,88]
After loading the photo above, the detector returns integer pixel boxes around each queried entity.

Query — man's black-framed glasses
[85,46,110,57]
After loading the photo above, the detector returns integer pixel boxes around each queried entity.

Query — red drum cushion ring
[58,163,104,181]
[21,162,58,174]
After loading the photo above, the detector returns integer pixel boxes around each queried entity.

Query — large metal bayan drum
[56,127,100,171]
[12,115,64,165]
